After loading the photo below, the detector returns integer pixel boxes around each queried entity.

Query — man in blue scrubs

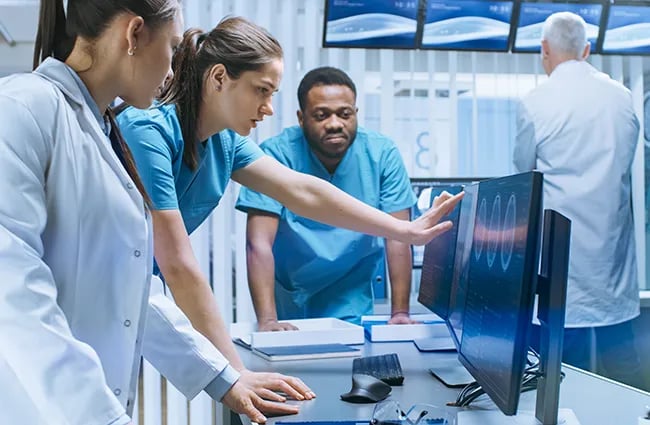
[237,67,417,329]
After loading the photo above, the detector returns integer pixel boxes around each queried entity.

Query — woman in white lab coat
[0,1,312,424]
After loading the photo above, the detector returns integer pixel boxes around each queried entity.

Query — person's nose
[325,114,343,132]
[260,98,274,117]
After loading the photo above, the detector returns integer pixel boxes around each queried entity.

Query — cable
[447,349,565,408]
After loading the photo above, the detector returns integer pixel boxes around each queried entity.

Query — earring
[128,46,136,56]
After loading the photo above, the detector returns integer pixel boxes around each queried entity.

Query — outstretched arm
[232,156,463,246]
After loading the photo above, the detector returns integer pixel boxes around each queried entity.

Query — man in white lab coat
[514,12,647,389]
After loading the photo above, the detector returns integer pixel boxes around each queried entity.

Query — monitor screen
[457,171,543,415]
[417,178,481,351]
[420,0,514,51]
[411,178,483,269]
[323,0,421,49]
[513,1,604,53]
[417,185,465,319]
[601,1,650,55]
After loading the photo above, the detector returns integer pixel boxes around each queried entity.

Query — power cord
[447,349,565,408]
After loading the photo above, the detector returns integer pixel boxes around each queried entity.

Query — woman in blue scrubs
[118,15,461,405]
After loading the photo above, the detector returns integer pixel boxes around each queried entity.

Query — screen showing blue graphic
[421,0,514,51]
[513,1,603,53]
[458,172,542,415]
[323,0,420,48]
[417,184,464,319]
[602,2,650,55]
[411,178,482,269]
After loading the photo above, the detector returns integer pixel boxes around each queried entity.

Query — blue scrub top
[117,104,264,273]
[236,126,416,323]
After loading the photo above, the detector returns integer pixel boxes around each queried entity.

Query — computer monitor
[513,1,605,53]
[411,178,484,270]
[457,171,543,416]
[322,0,422,49]
[419,172,542,408]
[419,0,515,52]
[600,1,650,55]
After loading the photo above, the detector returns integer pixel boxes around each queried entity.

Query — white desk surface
[236,340,650,425]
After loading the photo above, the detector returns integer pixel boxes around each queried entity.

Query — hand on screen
[222,370,315,423]
[406,191,464,246]
[257,320,299,332]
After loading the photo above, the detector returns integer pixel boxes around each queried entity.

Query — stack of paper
[361,313,449,342]
[230,318,365,361]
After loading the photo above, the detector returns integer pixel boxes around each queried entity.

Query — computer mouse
[340,373,392,403]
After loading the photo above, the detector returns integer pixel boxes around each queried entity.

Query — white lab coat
[0,58,236,425]
[514,60,640,327]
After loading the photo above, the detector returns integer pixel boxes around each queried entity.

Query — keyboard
[352,353,404,386]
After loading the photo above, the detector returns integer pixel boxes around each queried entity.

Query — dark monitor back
[513,0,605,53]
[600,1,650,55]
[457,171,543,416]
[322,0,422,49]
[420,0,515,51]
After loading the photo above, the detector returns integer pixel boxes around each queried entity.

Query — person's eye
[258,87,270,95]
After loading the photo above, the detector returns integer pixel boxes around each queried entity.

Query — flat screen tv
[420,0,515,51]
[513,1,604,53]
[323,0,422,49]
[601,1,650,55]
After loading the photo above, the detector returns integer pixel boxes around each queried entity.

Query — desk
[236,341,650,425]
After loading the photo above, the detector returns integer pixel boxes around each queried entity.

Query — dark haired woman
[117,14,462,422]
[0,1,290,424]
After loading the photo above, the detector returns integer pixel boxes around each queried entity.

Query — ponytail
[160,18,283,171]
[106,109,153,208]
[33,0,73,69]
[159,28,204,170]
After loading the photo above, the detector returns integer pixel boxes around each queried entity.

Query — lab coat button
[126,182,134,190]
[134,250,141,258]
[124,319,131,327]
[114,388,121,396]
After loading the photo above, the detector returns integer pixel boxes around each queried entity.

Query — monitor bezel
[322,0,427,50]
[511,0,608,54]
[418,0,517,52]
[598,0,650,56]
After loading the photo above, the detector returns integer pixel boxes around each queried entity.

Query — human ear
[125,16,145,56]
[207,63,227,91]
[297,110,304,127]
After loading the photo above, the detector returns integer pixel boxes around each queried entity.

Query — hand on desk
[387,312,418,325]
[257,319,299,332]
[222,369,316,423]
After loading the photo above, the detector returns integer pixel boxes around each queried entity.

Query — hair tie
[197,33,207,48]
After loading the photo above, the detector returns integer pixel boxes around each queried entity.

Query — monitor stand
[457,408,581,425]
[429,360,474,388]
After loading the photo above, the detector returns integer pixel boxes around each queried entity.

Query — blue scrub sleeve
[379,145,417,213]
[235,184,283,216]
[231,131,265,171]
[122,123,180,210]
[233,134,282,215]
